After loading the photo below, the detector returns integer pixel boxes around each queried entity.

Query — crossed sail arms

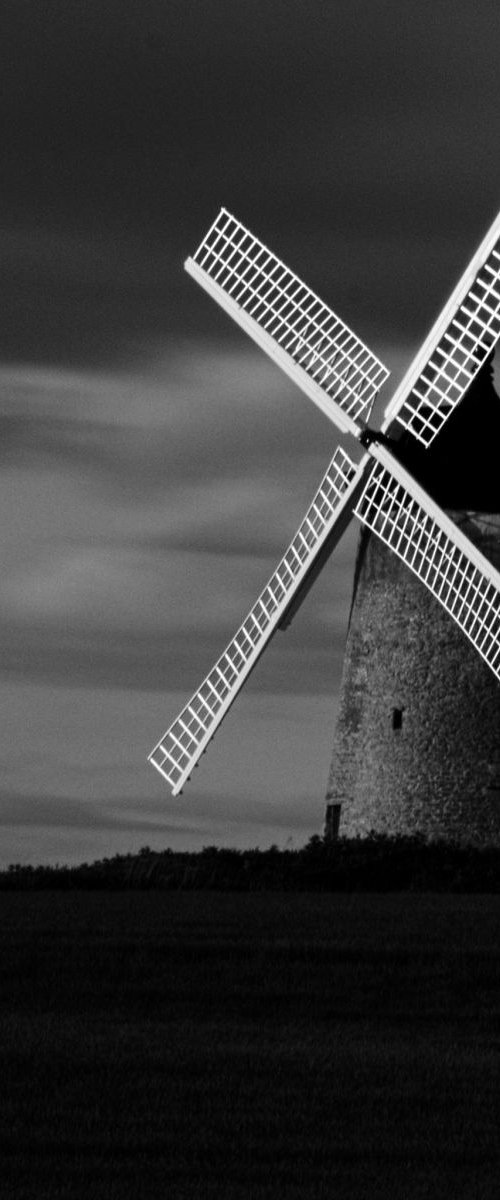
[150,208,500,794]
[187,207,500,450]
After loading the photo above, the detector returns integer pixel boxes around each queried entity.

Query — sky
[1,0,500,864]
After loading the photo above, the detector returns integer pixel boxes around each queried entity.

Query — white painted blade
[149,447,364,794]
[354,443,500,681]
[383,210,500,445]
[185,209,389,438]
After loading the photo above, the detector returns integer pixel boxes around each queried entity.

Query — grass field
[1,891,499,1199]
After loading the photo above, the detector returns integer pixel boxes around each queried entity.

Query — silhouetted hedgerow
[0,834,499,891]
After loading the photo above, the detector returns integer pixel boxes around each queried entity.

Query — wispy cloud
[0,344,371,695]
[0,683,337,863]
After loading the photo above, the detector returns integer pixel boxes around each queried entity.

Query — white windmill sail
[355,443,500,680]
[149,447,364,794]
[150,206,500,793]
[185,209,390,436]
[382,210,500,445]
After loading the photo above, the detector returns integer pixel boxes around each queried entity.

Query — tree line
[1,834,499,891]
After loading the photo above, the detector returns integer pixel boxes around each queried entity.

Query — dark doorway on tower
[392,707,405,731]
[324,802,341,841]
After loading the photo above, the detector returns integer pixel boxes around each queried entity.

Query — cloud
[0,792,173,833]
[0,788,318,838]
[0,341,366,695]
[0,346,337,485]
[0,332,443,697]
[0,683,338,863]
[1,2,500,373]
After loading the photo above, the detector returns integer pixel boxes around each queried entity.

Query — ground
[1,891,499,1199]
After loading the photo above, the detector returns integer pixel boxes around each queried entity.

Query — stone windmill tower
[326,357,500,845]
[149,208,500,845]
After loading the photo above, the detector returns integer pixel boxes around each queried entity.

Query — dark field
[1,893,499,1199]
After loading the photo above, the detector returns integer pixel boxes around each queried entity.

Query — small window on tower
[392,707,404,731]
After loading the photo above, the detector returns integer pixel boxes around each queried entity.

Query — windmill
[149,208,500,842]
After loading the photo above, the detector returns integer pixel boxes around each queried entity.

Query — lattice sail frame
[382,210,500,444]
[185,209,389,435]
[356,444,500,680]
[149,447,364,794]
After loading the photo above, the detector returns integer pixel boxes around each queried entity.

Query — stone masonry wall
[326,514,500,846]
